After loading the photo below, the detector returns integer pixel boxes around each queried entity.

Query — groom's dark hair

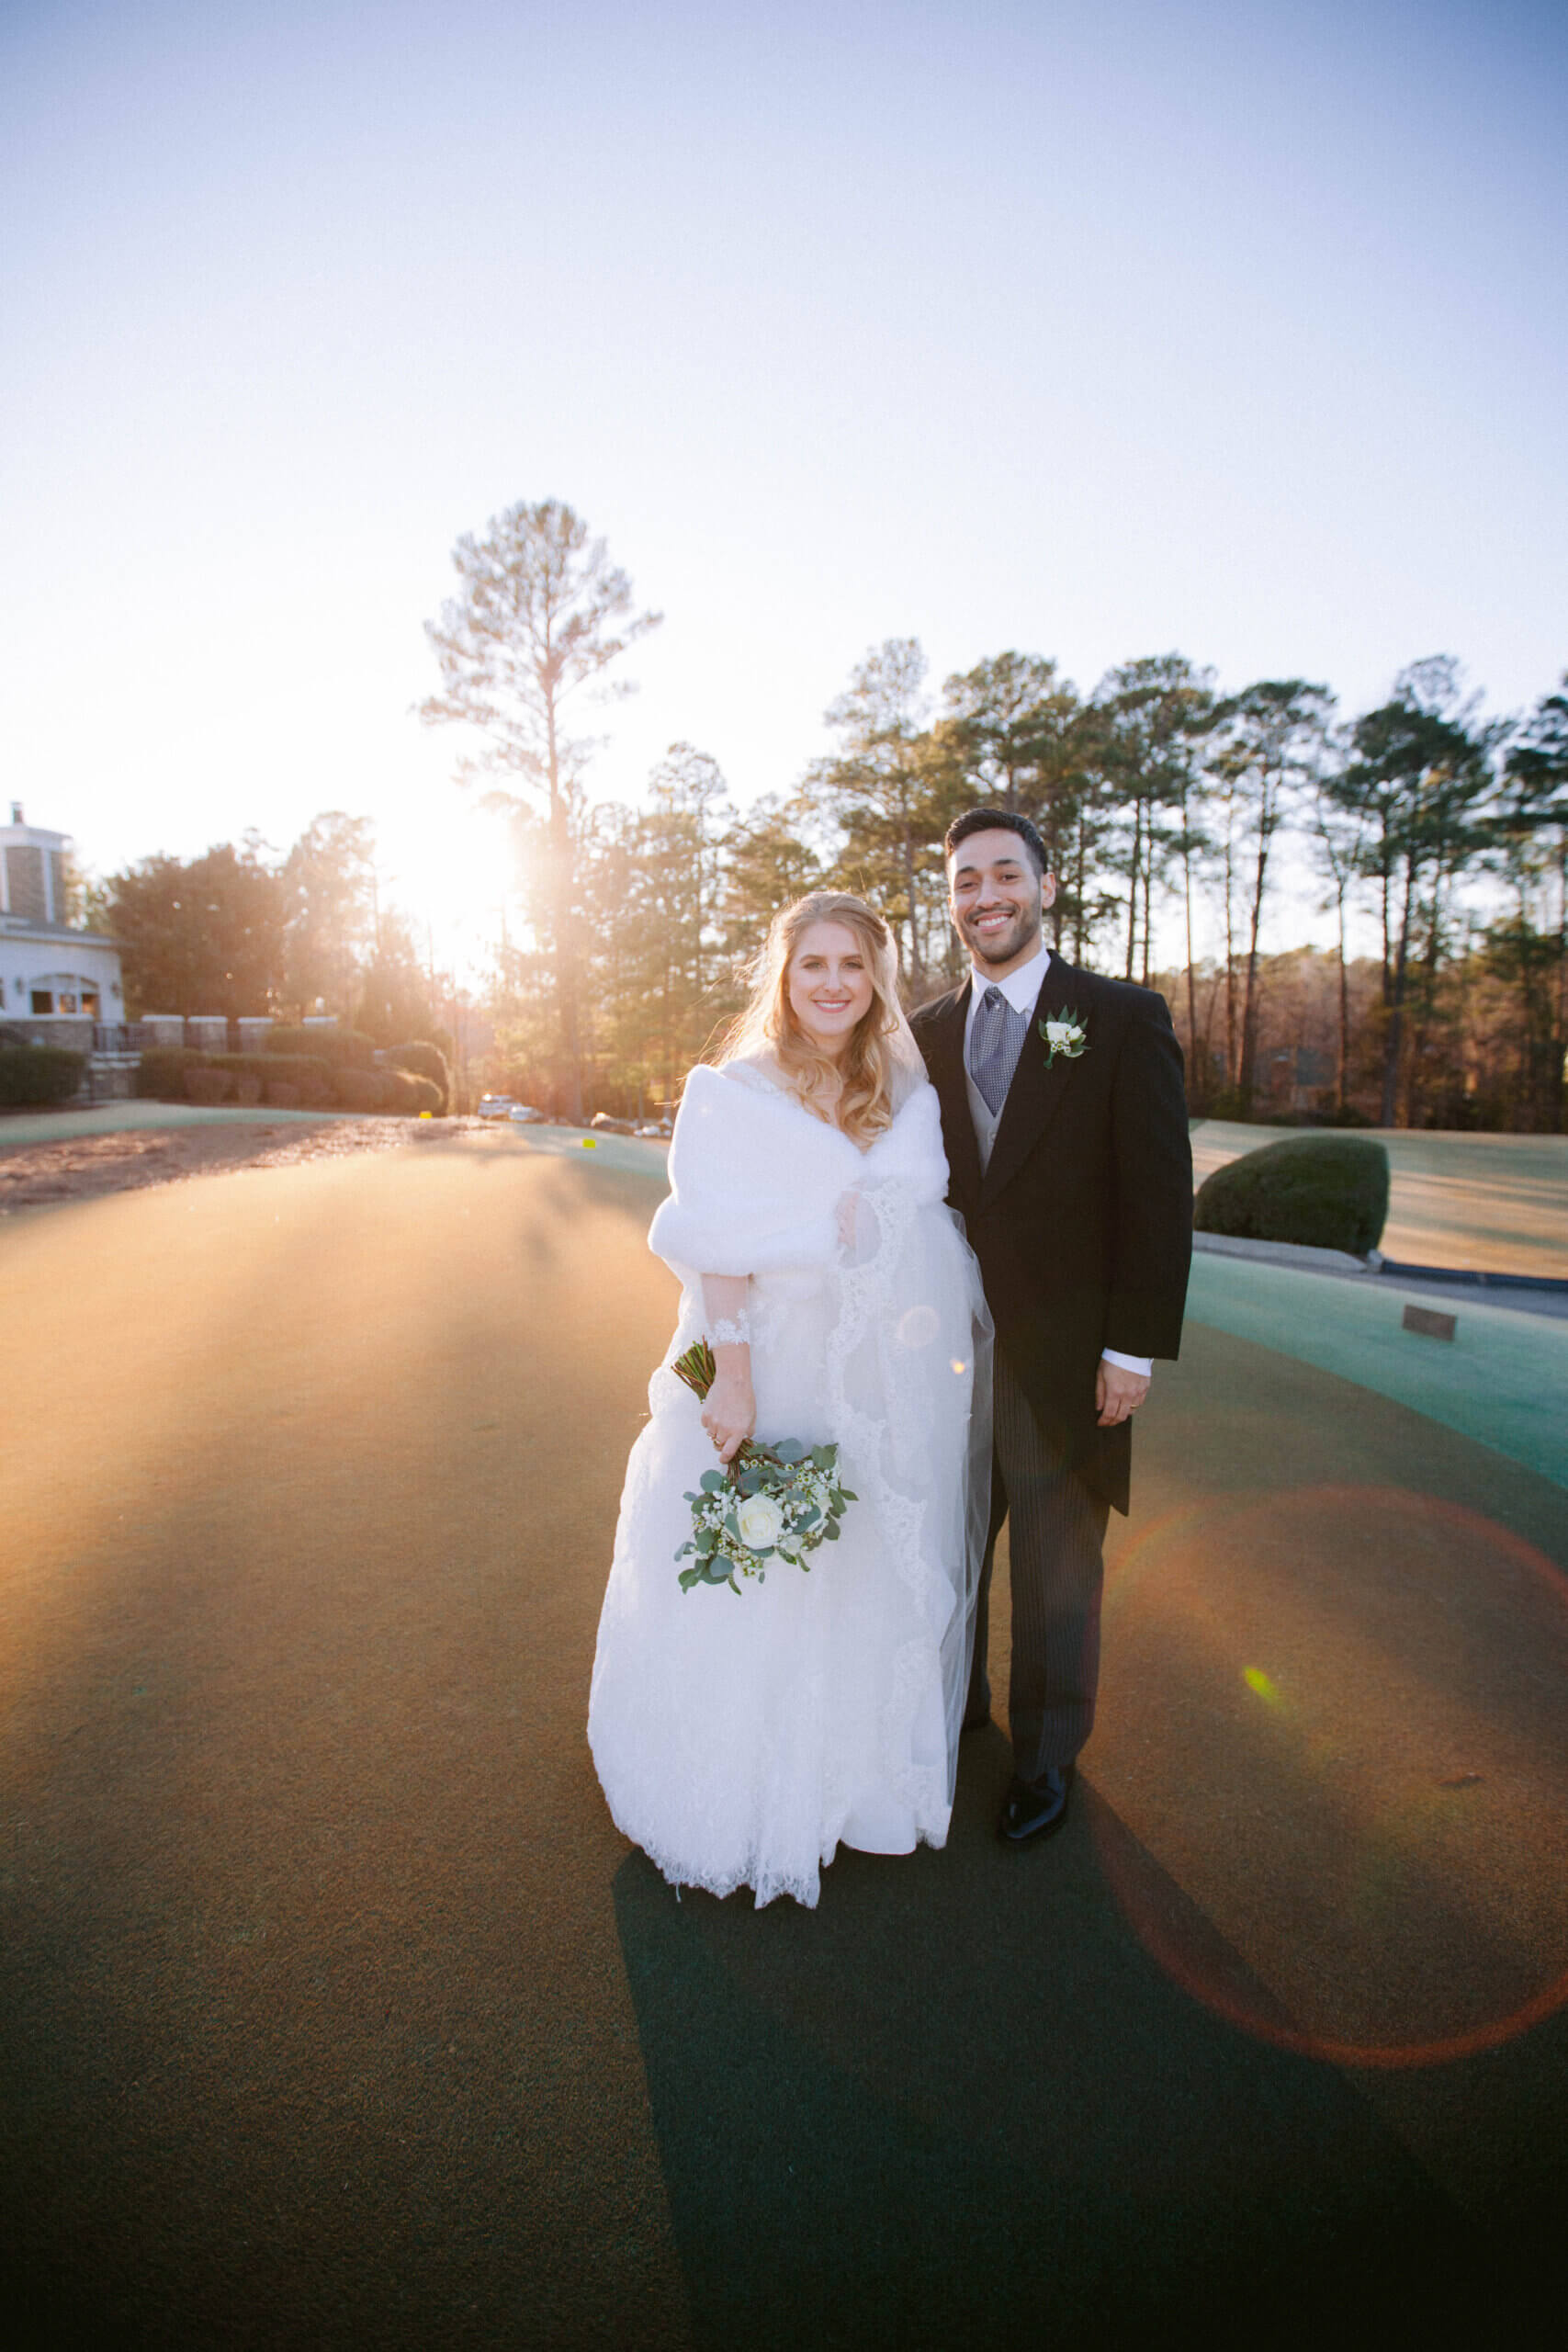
[944,807,1050,879]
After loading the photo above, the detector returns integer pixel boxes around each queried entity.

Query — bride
[588,892,993,1908]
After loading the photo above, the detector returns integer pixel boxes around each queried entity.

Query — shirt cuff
[1101,1349,1153,1379]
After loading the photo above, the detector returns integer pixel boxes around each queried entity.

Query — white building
[2,803,132,1091]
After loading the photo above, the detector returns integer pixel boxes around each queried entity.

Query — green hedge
[265,1024,378,1069]
[0,1045,86,1106]
[209,1052,333,1107]
[1195,1134,1391,1256]
[133,1040,434,1116]
[335,1068,388,1113]
[135,1046,209,1100]
[386,1040,449,1112]
[381,1069,442,1114]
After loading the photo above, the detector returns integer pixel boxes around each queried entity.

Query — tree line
[424,501,1565,1132]
[96,813,446,1051]
[94,498,1566,1133]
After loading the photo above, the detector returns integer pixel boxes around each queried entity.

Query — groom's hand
[1096,1359,1150,1427]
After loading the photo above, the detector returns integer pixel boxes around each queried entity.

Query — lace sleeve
[702,1272,752,1349]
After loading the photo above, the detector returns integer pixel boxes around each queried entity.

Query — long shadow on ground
[4,1145,1567,2349]
[615,1758,1490,2352]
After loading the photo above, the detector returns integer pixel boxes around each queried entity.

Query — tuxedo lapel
[922,979,982,1206]
[980,965,1094,1208]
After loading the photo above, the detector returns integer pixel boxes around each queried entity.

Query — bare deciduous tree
[421,499,660,1119]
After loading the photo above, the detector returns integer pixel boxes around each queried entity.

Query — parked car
[506,1102,547,1125]
[635,1120,672,1138]
[477,1094,516,1119]
[589,1113,637,1135]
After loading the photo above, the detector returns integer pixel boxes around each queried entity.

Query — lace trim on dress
[821,1176,952,1846]
[593,1046,987,1910]
[708,1312,751,1345]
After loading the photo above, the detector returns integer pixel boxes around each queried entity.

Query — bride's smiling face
[786,921,875,1059]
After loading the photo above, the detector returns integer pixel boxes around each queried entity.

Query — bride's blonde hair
[720,891,908,1145]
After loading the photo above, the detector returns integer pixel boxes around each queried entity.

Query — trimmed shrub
[380,1070,442,1115]
[135,1046,209,1101]
[378,1069,441,1115]
[385,1039,450,1112]
[265,1024,378,1069]
[265,1080,302,1109]
[209,1051,333,1108]
[184,1065,233,1106]
[270,1056,332,1107]
[1195,1134,1391,1256]
[0,1045,86,1106]
[231,1072,264,1106]
[335,1067,388,1113]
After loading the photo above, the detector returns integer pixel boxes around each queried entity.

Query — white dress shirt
[964,939,1153,1382]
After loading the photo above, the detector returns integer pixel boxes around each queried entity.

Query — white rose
[736,1493,786,1550]
[1045,1020,1075,1047]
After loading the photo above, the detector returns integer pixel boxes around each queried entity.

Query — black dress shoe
[999,1766,1074,1844]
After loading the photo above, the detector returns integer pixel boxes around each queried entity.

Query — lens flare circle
[1096,1485,1568,2070]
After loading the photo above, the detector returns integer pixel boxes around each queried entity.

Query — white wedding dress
[588,1056,993,1908]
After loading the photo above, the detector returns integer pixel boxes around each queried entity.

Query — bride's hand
[702,1370,756,1464]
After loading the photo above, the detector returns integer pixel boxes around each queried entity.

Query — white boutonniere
[1038,1009,1089,1069]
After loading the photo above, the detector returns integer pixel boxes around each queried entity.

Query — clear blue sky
[3,0,1563,962]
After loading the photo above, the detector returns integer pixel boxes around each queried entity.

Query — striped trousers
[967,1350,1111,1781]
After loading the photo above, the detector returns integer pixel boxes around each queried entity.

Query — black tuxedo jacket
[910,957,1193,1515]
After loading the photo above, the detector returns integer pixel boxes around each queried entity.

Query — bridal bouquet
[670,1338,856,1595]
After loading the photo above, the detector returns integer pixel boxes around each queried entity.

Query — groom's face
[947,830,1055,978]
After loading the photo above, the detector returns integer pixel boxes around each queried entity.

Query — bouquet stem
[671,1332,857,1596]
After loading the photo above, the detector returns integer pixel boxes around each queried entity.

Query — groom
[910,809,1192,1844]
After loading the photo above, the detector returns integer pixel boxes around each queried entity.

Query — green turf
[1185,1251,1568,1488]
[512,1121,671,1179]
[3,1141,1564,2347]
[0,1099,356,1144]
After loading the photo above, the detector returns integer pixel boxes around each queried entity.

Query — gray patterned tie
[968,984,1023,1116]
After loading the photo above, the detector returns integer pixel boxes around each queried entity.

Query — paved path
[4,1140,1565,2347]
